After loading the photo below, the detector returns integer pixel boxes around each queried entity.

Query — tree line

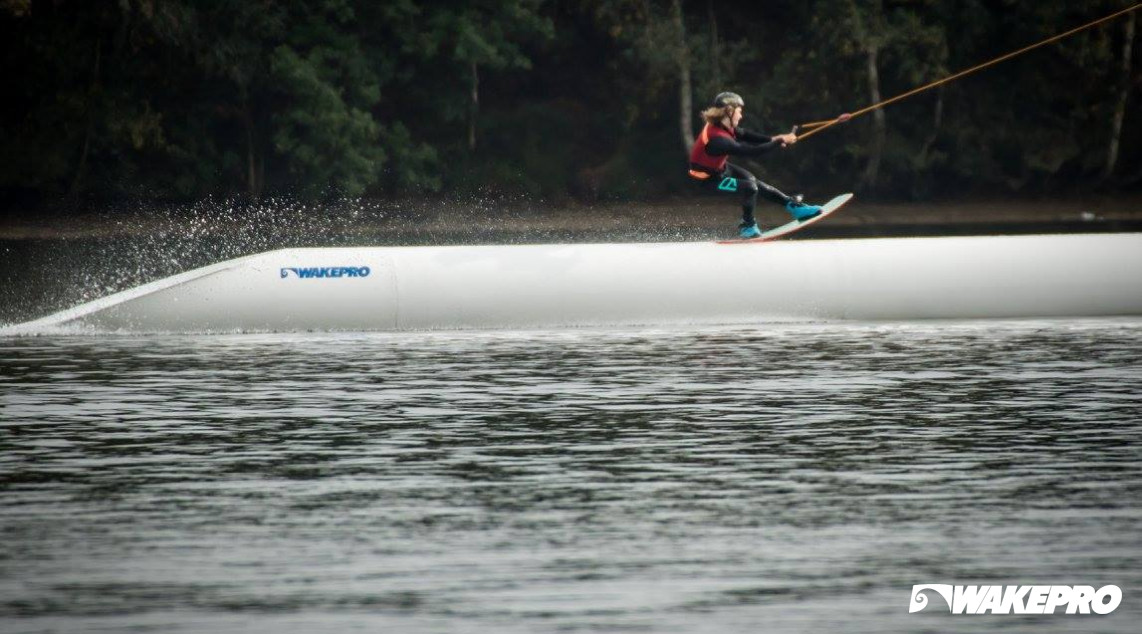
[1,0,1138,211]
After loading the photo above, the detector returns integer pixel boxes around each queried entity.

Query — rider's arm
[705,134,783,157]
[735,127,774,144]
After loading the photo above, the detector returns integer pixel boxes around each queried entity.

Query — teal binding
[785,200,822,220]
[739,223,761,238]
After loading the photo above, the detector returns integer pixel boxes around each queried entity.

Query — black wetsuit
[691,126,796,228]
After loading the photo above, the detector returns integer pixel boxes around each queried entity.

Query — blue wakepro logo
[280,266,371,279]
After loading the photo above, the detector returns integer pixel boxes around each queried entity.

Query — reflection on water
[2,320,1141,633]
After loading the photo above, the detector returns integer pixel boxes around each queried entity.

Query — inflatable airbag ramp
[7,234,1142,334]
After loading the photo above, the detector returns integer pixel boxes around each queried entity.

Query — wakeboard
[716,193,853,244]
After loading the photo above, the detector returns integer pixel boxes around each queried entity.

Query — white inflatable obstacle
[8,233,1142,333]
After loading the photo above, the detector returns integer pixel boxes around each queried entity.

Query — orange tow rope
[796,3,1141,141]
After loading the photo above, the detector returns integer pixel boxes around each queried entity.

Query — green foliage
[1,0,1139,208]
[268,44,382,196]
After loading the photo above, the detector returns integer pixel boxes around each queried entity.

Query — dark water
[2,321,1141,633]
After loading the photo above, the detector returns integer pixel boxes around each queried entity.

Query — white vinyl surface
[9,233,1142,333]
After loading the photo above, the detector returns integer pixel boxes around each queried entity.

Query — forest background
[2,0,1139,217]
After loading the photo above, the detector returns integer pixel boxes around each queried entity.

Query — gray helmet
[713,92,744,108]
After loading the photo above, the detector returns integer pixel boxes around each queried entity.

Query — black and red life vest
[688,123,735,179]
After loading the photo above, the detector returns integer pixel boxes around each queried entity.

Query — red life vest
[688,123,735,179]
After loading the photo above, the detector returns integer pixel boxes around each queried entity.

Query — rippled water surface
[2,320,1141,633]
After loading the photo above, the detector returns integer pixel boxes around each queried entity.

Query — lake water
[2,320,1141,633]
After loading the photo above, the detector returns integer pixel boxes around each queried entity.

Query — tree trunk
[72,124,92,198]
[919,87,944,161]
[241,99,262,201]
[247,132,257,201]
[861,43,886,190]
[707,0,720,88]
[1104,10,1135,180]
[673,0,694,151]
[468,61,479,151]
[245,117,260,201]
[70,37,102,197]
